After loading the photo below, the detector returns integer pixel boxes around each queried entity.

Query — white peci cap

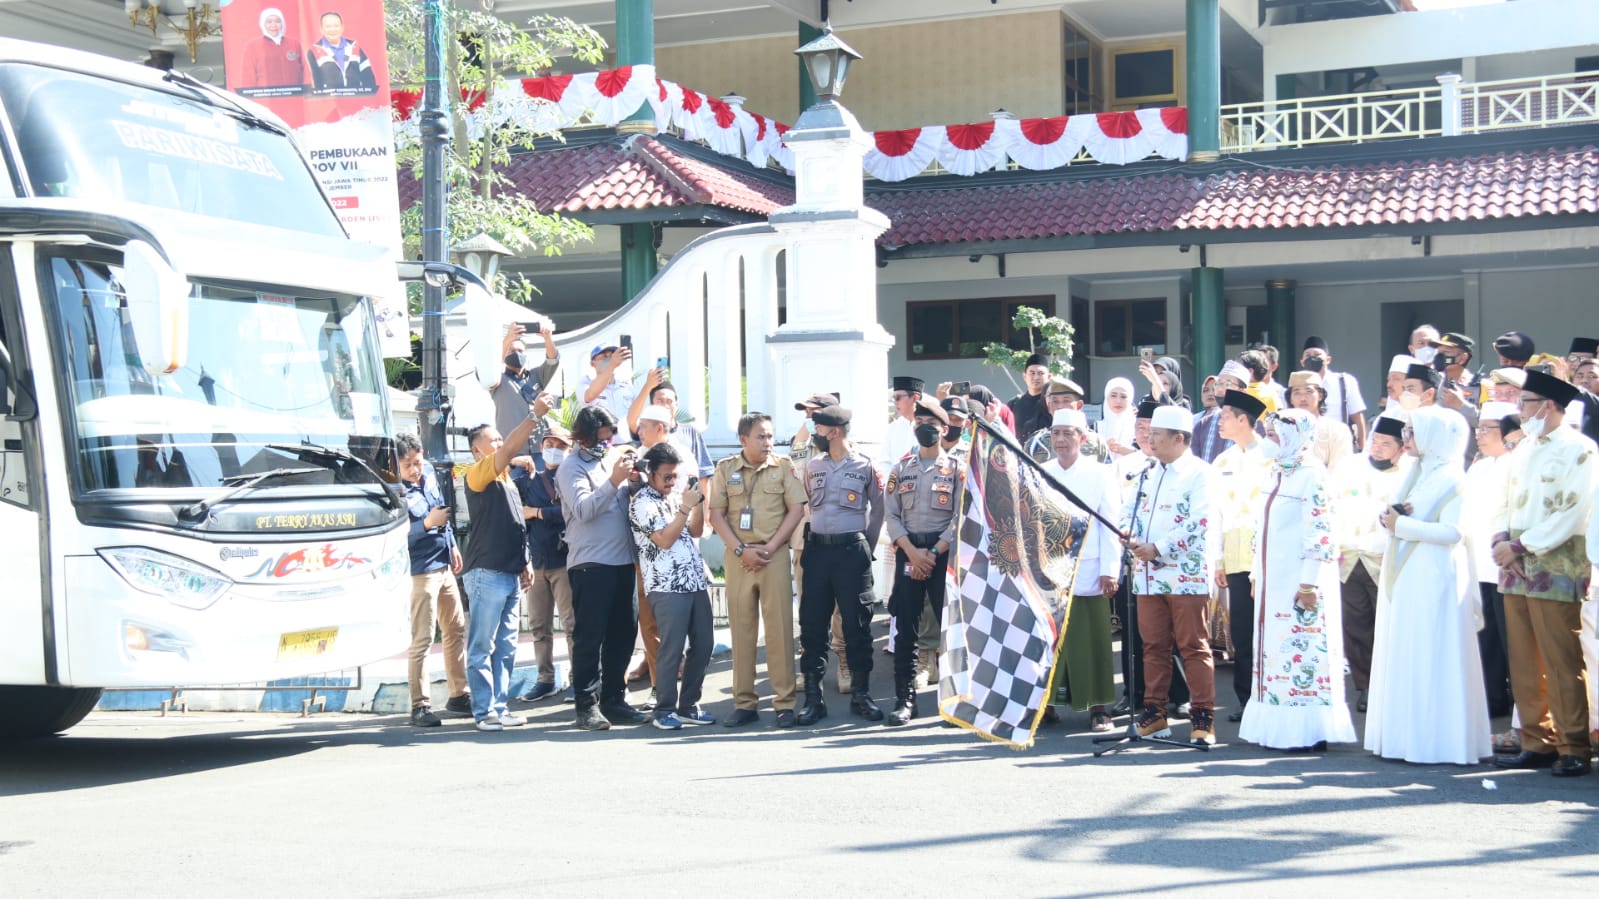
[637,405,673,426]
[1150,405,1193,433]
[1388,354,1418,374]
[1479,401,1518,423]
[1051,408,1088,430]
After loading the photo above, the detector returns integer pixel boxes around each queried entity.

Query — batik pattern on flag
[939,421,1089,749]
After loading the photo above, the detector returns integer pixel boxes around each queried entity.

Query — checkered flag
[939,421,1088,749]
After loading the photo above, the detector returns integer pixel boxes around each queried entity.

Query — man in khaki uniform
[709,412,808,727]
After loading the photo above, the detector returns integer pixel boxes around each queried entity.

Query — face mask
[1258,439,1283,460]
[1369,456,1395,471]
[1413,346,1437,364]
[1302,356,1325,372]
[1431,355,1452,373]
[914,423,941,448]
[944,425,963,443]
[1521,411,1547,440]
[504,352,525,370]
[579,440,610,462]
[1399,392,1421,411]
[541,448,566,468]
[811,432,831,453]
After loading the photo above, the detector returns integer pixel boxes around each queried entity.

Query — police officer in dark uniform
[797,404,886,725]
[883,398,963,726]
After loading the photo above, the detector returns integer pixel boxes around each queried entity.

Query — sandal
[1089,709,1114,733]
[1493,728,1521,754]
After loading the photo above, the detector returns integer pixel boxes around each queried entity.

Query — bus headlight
[99,547,232,611]
[376,548,409,580]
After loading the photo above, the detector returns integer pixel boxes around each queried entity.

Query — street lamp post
[418,0,454,509]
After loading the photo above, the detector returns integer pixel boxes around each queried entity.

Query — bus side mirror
[120,240,190,376]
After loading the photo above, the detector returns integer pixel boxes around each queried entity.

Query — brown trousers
[408,570,466,708]
[1503,593,1592,756]
[1137,593,1215,712]
[636,566,659,686]
[526,566,575,685]
[726,546,798,710]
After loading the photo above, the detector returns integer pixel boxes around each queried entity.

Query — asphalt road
[2,656,1596,898]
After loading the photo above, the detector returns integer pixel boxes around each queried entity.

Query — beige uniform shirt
[709,452,807,545]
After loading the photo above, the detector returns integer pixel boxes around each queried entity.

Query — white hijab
[1096,377,1136,446]
[260,7,287,44]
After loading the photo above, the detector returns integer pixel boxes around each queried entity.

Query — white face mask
[1520,411,1547,440]
[1258,438,1284,460]
[541,448,567,467]
[1398,392,1422,411]
[1412,346,1437,364]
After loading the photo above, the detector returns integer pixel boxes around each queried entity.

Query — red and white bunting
[389,66,1188,181]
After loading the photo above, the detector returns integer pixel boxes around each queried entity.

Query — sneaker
[444,694,472,715]
[575,706,611,731]
[1190,709,1216,746]
[678,707,716,726]
[410,706,442,728]
[653,711,684,730]
[475,715,504,732]
[521,681,558,702]
[1135,704,1170,738]
[562,686,576,704]
[498,713,526,727]
[601,703,649,726]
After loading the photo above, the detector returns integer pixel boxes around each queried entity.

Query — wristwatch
[733,543,747,557]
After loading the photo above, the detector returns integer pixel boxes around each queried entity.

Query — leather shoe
[722,708,760,728]
[600,703,648,726]
[1226,710,1244,723]
[774,709,797,728]
[1551,755,1592,777]
[1494,749,1559,769]
[796,698,827,726]
[850,690,884,721]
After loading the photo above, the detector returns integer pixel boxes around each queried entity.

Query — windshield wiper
[177,466,325,521]
[161,70,283,134]
[268,441,402,511]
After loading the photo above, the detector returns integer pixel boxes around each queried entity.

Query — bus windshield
[0,63,342,237]
[46,252,393,493]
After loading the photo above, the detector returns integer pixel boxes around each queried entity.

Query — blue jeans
[464,568,521,721]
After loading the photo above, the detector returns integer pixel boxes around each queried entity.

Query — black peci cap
[1023,353,1050,370]
[1302,336,1328,352]
[1570,337,1599,356]
[1522,369,1579,407]
[1135,398,1162,420]
[1220,389,1266,423]
[1373,416,1406,440]
[891,376,925,394]
[1405,363,1442,387]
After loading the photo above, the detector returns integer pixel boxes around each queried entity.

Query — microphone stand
[1093,461,1209,756]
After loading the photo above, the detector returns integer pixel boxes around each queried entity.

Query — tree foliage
[386,2,607,269]
[982,305,1075,392]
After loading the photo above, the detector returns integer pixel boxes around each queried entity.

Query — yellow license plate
[277,627,338,661]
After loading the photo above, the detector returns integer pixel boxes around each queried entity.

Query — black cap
[811,405,852,427]
[1373,416,1406,440]
[1433,332,1475,354]
[1023,353,1050,370]
[794,391,841,411]
[1135,399,1161,420]
[1220,389,1266,423]
[1493,331,1535,362]
[1522,369,1579,406]
[1570,337,1599,356]
[1405,363,1442,388]
[940,396,970,416]
[913,397,950,427]
[891,376,925,394]
[1302,336,1328,352]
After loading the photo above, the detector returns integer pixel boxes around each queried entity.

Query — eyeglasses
[1516,397,1547,408]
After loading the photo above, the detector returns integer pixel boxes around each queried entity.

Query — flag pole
[969,417,1130,541]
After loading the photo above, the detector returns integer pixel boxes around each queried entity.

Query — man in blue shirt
[397,431,468,727]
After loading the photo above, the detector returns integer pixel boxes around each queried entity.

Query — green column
[1185,0,1220,162]
[616,0,655,299]
[621,222,657,302]
[798,21,823,114]
[1192,267,1225,388]
[616,0,654,130]
[1266,279,1296,385]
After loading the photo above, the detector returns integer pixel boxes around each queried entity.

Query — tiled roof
[396,134,792,217]
[867,144,1599,249]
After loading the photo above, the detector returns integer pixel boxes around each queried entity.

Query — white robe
[1364,408,1492,765]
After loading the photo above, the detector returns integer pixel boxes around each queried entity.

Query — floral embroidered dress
[1239,409,1357,749]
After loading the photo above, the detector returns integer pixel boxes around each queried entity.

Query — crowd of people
[393,322,1599,777]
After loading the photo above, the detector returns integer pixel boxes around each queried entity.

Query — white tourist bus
[0,39,417,736]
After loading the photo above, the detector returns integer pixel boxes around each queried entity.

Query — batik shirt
[1120,450,1218,596]
[628,485,709,594]
[1493,426,1599,602]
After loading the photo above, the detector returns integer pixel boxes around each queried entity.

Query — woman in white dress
[1239,408,1357,751]
[1096,377,1137,459]
[1364,406,1492,765]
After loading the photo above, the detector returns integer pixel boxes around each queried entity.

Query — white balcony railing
[1220,71,1599,154]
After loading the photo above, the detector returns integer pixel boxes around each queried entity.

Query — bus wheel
[0,686,104,739]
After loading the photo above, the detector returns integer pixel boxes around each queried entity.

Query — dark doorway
[1381,299,1463,358]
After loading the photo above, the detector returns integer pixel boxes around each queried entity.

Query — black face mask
[944,424,963,443]
[914,423,941,448]
[505,352,526,371]
[1431,354,1454,373]
[811,433,830,453]
[1302,356,1326,372]
[1369,456,1395,471]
